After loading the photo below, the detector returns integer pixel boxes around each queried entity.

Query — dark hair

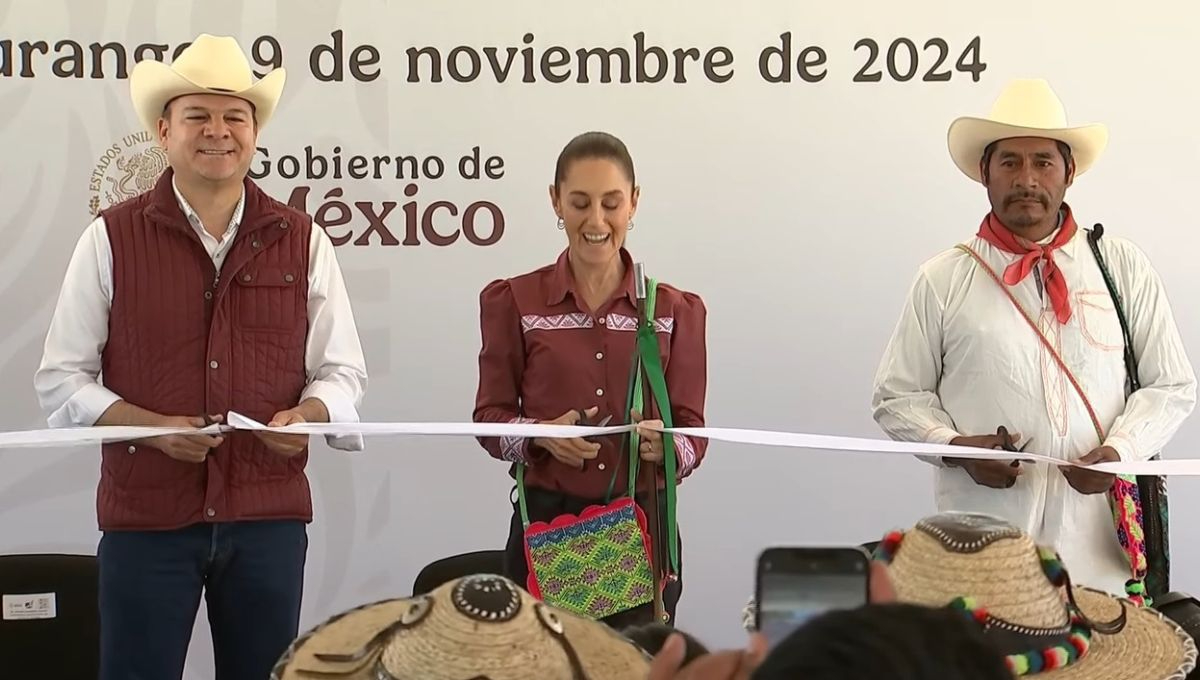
[980,138,1073,182]
[751,603,1010,680]
[621,623,709,666]
[553,131,636,191]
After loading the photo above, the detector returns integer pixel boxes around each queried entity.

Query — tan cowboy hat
[948,78,1108,183]
[269,574,652,679]
[128,33,286,137]
[874,512,1195,679]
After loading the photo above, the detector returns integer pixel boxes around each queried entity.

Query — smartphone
[754,546,871,649]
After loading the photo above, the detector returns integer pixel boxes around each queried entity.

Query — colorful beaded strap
[948,596,1092,675]
[875,531,1127,676]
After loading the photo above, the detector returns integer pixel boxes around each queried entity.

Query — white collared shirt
[34,179,368,450]
[871,224,1196,594]
[171,174,245,270]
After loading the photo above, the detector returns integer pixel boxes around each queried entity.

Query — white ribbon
[2,410,1197,476]
[223,411,636,439]
[0,423,225,449]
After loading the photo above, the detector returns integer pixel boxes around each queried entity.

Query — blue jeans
[98,520,307,680]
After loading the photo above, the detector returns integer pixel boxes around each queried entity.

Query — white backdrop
[3,1,1200,676]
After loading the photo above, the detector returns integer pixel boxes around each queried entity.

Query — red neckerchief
[976,206,1077,324]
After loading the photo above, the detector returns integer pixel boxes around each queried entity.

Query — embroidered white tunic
[871,225,1196,595]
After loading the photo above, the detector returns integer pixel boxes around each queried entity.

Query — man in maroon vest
[34,34,368,680]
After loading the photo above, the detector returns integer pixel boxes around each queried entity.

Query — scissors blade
[582,414,613,444]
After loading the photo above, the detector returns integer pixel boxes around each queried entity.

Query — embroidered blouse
[473,248,708,500]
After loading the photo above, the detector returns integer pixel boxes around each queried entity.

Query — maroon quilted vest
[96,169,312,530]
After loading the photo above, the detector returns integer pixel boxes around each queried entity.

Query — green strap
[623,280,657,500]
[518,443,629,528]
[518,462,530,528]
[616,355,641,502]
[636,305,680,575]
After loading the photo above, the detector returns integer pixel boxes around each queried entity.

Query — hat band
[949,596,1091,675]
[873,529,1129,676]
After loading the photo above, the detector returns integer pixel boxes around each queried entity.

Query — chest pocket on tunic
[1074,290,1124,353]
[232,266,304,332]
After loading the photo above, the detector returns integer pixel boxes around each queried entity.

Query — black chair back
[1155,591,1200,679]
[412,550,506,595]
[0,553,99,678]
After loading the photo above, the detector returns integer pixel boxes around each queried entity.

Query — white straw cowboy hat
[948,78,1108,183]
[874,512,1195,679]
[269,574,652,680]
[129,33,286,137]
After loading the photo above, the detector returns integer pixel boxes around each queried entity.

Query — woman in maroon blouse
[472,131,708,627]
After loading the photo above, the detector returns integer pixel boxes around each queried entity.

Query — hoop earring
[556,217,565,230]
[627,219,635,231]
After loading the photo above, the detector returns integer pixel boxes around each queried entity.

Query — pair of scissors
[576,410,613,436]
[996,425,1029,487]
[996,426,1030,454]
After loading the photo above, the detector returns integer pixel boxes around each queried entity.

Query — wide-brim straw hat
[948,78,1107,183]
[129,33,286,137]
[876,512,1195,679]
[269,573,651,679]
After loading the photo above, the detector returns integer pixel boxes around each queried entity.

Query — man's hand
[869,561,896,603]
[946,431,1023,489]
[145,414,224,464]
[254,408,311,457]
[647,632,767,680]
[533,407,601,469]
[1062,446,1119,495]
[631,409,665,463]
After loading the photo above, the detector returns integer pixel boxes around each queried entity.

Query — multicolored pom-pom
[1067,631,1090,657]
[1125,579,1150,607]
[970,605,1093,676]
[947,597,990,625]
[1025,650,1045,674]
[948,596,976,612]
[1037,547,1066,587]
[875,530,904,563]
[1042,647,1070,669]
[1007,655,1031,675]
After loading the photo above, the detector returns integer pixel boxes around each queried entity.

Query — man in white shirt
[871,79,1195,601]
[34,35,367,680]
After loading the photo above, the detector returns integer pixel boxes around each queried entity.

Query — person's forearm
[95,400,165,427]
[292,398,330,423]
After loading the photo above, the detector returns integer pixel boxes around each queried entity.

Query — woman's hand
[631,409,666,463]
[534,407,601,469]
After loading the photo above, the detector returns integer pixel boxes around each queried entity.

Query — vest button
[242,274,252,282]
[206,508,216,518]
[284,273,295,283]
[127,445,136,454]
[279,221,288,230]
[210,360,219,369]
[252,240,261,248]
[204,291,213,300]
